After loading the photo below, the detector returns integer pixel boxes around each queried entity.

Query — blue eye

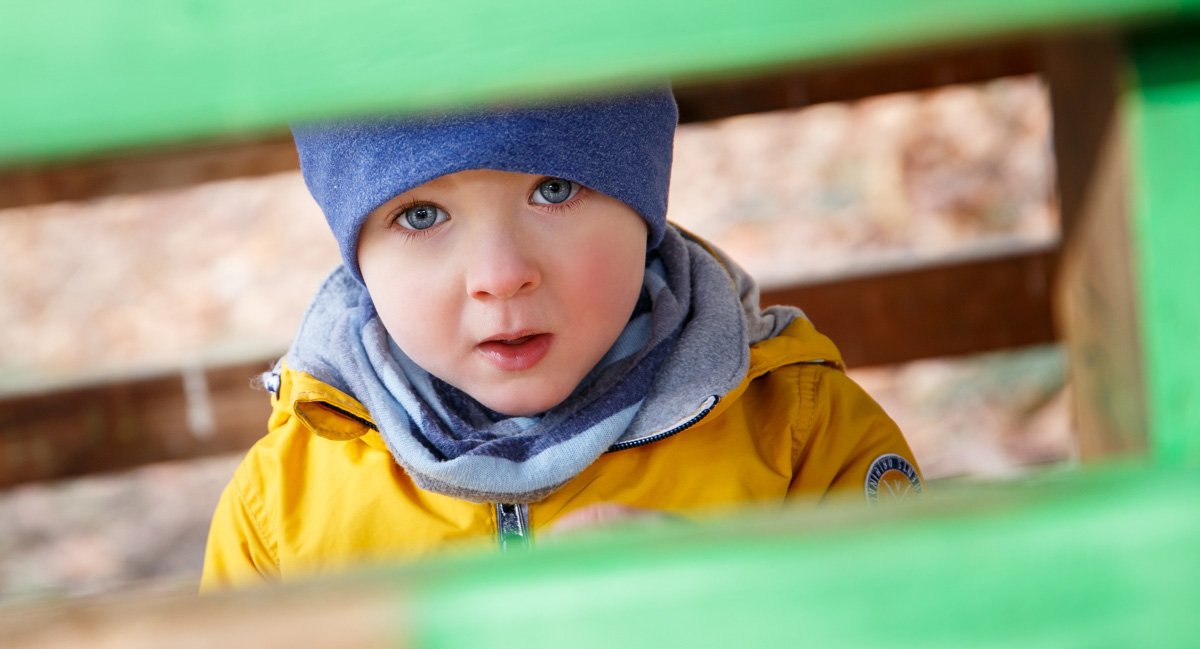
[398,204,448,231]
[531,178,579,205]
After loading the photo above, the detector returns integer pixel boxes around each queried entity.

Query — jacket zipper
[495,503,530,552]
[492,397,717,550]
[606,396,720,452]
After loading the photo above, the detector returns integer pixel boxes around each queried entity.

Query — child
[201,87,922,590]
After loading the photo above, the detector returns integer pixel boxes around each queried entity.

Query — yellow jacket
[201,317,920,591]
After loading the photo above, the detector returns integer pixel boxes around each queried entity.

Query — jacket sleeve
[788,363,924,502]
[199,460,280,592]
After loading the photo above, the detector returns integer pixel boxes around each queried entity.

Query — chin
[477,389,569,418]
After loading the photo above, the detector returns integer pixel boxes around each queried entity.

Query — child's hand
[543,503,679,539]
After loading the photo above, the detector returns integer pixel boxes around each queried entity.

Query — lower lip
[477,334,552,371]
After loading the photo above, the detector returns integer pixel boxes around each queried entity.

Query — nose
[464,221,541,300]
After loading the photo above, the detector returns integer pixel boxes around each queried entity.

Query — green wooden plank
[395,465,1199,648]
[1,465,1195,646]
[1128,24,1200,467]
[3,0,1199,165]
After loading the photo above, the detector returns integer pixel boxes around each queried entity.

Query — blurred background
[0,73,1072,601]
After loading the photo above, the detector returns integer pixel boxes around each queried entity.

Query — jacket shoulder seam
[792,363,824,469]
[232,461,281,574]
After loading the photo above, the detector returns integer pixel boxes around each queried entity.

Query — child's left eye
[530,178,580,205]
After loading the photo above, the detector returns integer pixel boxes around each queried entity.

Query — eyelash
[385,177,588,241]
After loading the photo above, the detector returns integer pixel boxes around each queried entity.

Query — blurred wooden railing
[0,238,1061,486]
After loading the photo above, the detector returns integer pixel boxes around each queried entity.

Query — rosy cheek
[371,272,446,336]
[572,255,643,317]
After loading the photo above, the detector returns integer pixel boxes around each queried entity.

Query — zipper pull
[495,503,531,552]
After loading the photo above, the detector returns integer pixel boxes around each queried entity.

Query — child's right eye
[396,204,449,231]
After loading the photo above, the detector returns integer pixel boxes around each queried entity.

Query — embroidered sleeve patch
[864,453,923,504]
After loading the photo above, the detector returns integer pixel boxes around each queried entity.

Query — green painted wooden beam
[3,0,1199,166]
[1128,25,1200,467]
[400,466,1200,647]
[1,465,1195,647]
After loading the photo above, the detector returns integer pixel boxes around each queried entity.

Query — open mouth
[477,333,552,371]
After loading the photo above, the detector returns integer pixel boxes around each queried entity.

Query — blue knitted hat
[293,87,678,283]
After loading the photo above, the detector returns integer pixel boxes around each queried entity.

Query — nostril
[468,270,540,299]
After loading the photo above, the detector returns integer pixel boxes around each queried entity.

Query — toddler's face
[357,169,648,416]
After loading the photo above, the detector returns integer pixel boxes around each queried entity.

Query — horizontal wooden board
[762,244,1060,368]
[675,41,1042,122]
[0,135,298,209]
[0,244,1058,485]
[0,362,273,486]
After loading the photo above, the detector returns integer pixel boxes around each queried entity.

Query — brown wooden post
[1045,33,1147,459]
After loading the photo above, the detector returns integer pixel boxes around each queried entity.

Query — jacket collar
[275,363,387,451]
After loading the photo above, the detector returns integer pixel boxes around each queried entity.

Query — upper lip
[480,330,545,344]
